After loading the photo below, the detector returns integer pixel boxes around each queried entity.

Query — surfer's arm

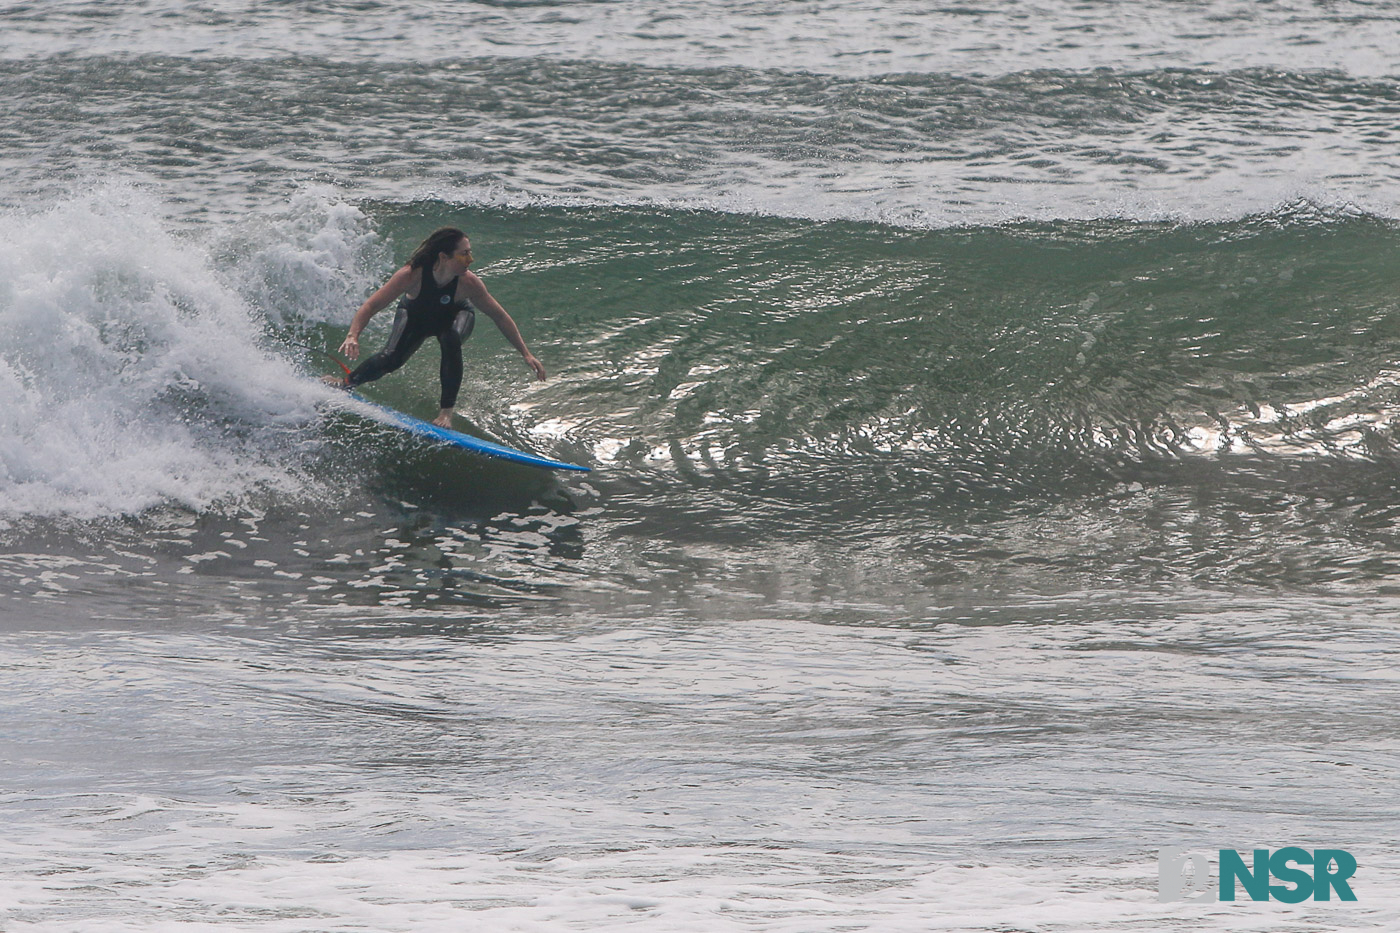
[340,265,416,359]
[462,273,548,381]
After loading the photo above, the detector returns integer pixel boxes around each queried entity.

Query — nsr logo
[1158,848,1357,903]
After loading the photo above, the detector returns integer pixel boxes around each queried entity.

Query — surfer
[334,227,547,428]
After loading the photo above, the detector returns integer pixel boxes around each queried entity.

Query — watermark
[1158,848,1357,903]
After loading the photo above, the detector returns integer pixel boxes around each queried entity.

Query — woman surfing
[333,227,547,428]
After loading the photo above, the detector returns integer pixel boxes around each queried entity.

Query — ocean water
[3,2,1400,930]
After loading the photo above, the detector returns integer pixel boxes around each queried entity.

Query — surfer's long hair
[407,227,468,270]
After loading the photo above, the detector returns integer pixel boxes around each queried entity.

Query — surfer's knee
[438,329,464,353]
[451,308,476,341]
[372,350,413,375]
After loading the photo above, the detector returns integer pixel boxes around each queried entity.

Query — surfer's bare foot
[321,374,349,389]
[432,409,454,428]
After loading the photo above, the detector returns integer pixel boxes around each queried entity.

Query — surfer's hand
[524,353,547,381]
[339,333,360,360]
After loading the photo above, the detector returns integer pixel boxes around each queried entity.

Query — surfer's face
[447,238,473,270]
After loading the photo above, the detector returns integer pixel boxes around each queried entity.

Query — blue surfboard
[348,392,590,472]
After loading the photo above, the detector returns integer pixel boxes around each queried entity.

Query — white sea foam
[0,184,332,520]
[220,187,390,328]
[3,800,1388,933]
[3,606,1398,930]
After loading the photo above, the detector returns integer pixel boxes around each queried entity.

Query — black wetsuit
[346,265,476,409]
